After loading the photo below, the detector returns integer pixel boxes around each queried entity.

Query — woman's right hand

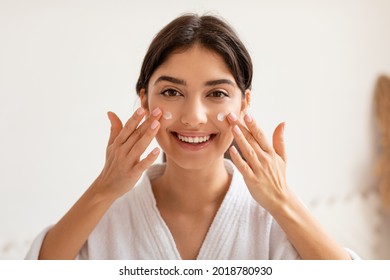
[94,107,162,200]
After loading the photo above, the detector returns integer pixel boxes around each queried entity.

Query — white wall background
[1,0,389,259]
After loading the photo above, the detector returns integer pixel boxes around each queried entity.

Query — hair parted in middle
[136,13,253,96]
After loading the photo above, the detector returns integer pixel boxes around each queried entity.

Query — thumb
[107,111,123,146]
[272,122,286,162]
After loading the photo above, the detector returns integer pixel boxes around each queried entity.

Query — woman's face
[142,44,249,170]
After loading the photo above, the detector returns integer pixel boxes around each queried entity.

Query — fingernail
[230,145,238,154]
[151,120,159,130]
[136,107,145,116]
[233,125,241,135]
[228,112,237,122]
[152,107,161,117]
[244,113,252,123]
[152,147,160,155]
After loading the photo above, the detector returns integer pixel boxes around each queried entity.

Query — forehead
[149,44,235,85]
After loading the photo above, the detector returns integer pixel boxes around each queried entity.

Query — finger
[121,109,162,153]
[231,124,262,172]
[243,114,273,153]
[132,147,161,176]
[227,113,267,160]
[229,145,254,178]
[227,113,257,146]
[273,122,287,162]
[127,119,160,159]
[107,111,123,146]
[115,107,146,144]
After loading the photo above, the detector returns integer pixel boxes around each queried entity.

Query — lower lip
[173,133,214,152]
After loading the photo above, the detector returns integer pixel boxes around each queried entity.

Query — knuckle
[242,162,249,172]
[113,147,124,160]
[238,160,246,171]
[248,148,257,159]
[254,129,263,141]
[124,120,133,130]
[131,127,142,139]
[134,161,149,174]
[241,130,251,141]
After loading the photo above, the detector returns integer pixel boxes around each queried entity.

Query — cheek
[160,106,179,123]
[216,112,226,122]
[213,102,242,124]
[148,96,177,122]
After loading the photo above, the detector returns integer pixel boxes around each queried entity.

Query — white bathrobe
[25,160,358,260]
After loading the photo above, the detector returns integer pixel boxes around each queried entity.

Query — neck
[151,157,231,213]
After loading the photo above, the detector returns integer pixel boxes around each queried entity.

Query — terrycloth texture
[25,160,357,260]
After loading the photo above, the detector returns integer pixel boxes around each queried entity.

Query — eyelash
[207,91,229,98]
[160,89,182,97]
[160,89,229,99]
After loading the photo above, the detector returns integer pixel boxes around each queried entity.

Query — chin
[165,153,225,171]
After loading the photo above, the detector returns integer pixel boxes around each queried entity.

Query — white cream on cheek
[163,111,173,120]
[217,112,226,122]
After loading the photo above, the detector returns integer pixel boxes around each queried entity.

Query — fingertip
[107,111,114,124]
[230,145,238,155]
[107,111,119,121]
[244,113,253,123]
[137,149,160,173]
[227,112,238,123]
[151,120,160,130]
[152,107,162,117]
[277,122,286,138]
[151,147,160,156]
[136,107,145,116]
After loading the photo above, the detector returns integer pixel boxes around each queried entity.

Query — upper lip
[173,131,216,137]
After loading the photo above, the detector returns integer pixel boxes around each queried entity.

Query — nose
[180,98,208,127]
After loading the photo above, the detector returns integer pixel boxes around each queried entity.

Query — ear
[139,88,149,113]
[240,89,251,117]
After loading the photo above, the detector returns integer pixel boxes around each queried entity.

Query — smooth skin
[227,113,350,259]
[142,44,249,259]
[38,44,351,260]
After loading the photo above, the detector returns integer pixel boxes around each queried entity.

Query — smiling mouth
[172,132,216,144]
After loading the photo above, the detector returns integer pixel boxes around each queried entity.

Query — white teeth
[177,134,211,144]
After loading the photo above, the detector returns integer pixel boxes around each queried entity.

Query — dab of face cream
[163,111,172,120]
[217,112,226,122]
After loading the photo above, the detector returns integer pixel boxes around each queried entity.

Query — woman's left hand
[226,113,353,260]
[227,113,290,214]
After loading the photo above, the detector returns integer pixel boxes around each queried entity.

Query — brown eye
[208,91,228,98]
[161,89,182,97]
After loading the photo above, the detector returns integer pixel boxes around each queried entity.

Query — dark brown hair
[136,13,253,95]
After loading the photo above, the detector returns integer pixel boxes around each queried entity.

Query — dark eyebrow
[204,79,236,87]
[154,75,186,86]
[154,76,236,88]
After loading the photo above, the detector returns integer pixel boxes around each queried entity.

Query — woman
[26,14,358,260]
